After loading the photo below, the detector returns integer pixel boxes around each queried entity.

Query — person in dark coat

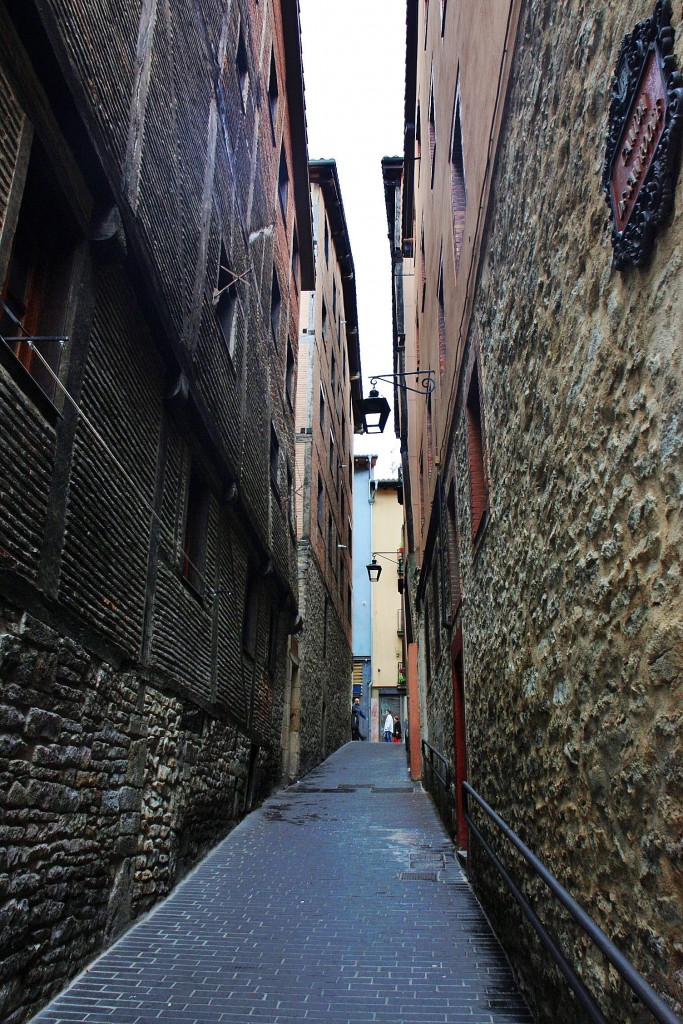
[393,716,402,743]
[351,697,367,740]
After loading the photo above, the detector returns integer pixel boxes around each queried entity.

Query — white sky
[299,1,406,480]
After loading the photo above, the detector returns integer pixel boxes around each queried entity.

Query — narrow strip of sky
[299,1,406,477]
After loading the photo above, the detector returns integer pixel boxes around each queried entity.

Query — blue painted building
[352,454,376,737]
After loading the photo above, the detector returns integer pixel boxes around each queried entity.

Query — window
[437,257,446,383]
[270,271,281,346]
[242,567,259,656]
[341,415,346,452]
[317,474,324,528]
[278,146,289,217]
[332,278,337,318]
[347,585,352,622]
[432,550,441,638]
[0,141,77,405]
[331,352,336,393]
[329,432,335,482]
[268,49,279,140]
[270,424,280,493]
[441,0,448,34]
[327,513,333,564]
[319,385,326,433]
[429,74,436,187]
[446,480,461,611]
[182,460,210,594]
[291,228,300,285]
[287,462,295,528]
[236,27,250,110]
[268,605,278,674]
[322,300,328,343]
[348,520,352,551]
[285,338,295,407]
[340,558,345,595]
[324,217,329,263]
[451,95,466,269]
[416,104,422,186]
[215,240,238,357]
[466,360,489,539]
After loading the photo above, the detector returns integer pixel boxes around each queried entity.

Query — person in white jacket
[383,711,394,743]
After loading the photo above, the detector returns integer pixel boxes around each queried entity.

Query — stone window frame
[437,251,446,386]
[428,68,437,189]
[463,341,491,549]
[267,46,279,145]
[235,23,250,113]
[450,84,466,272]
[278,145,289,219]
[317,473,324,530]
[445,475,462,619]
[285,336,295,409]
[269,422,280,497]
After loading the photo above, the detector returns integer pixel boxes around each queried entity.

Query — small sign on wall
[602,0,683,268]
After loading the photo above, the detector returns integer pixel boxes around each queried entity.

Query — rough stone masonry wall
[297,543,353,779]
[0,607,260,1024]
[445,2,682,1021]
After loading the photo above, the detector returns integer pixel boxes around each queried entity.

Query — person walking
[383,711,394,743]
[393,716,402,743]
[351,697,367,741]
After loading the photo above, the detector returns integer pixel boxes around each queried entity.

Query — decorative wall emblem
[602,0,683,268]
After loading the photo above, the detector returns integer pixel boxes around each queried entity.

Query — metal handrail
[464,782,681,1024]
[421,740,454,839]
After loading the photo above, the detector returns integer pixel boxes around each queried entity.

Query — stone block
[24,710,63,741]
[118,786,140,811]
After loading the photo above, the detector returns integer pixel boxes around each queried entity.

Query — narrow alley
[31,745,533,1024]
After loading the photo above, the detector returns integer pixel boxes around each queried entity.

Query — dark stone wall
[0,0,307,1020]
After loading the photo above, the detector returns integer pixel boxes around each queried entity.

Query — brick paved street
[32,744,534,1024]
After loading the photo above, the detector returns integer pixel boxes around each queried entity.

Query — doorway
[379,691,402,741]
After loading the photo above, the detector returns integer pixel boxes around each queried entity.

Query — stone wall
[0,1,308,1020]
[297,543,353,778]
[429,2,683,1020]
[0,607,278,1024]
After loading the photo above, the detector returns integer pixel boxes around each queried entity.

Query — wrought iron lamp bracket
[369,370,435,395]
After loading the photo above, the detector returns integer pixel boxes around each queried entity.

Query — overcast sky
[299,1,406,479]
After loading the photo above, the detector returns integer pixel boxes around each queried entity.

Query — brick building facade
[387,0,682,1021]
[0,1,314,1020]
[292,160,362,778]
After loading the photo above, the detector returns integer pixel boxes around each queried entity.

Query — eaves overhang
[282,0,315,290]
[309,158,364,433]
[402,0,418,252]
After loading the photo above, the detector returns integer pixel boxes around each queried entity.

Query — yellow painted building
[370,479,405,742]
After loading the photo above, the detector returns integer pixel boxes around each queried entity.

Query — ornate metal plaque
[603,0,683,268]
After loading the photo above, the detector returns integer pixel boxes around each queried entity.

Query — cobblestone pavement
[32,743,534,1024]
